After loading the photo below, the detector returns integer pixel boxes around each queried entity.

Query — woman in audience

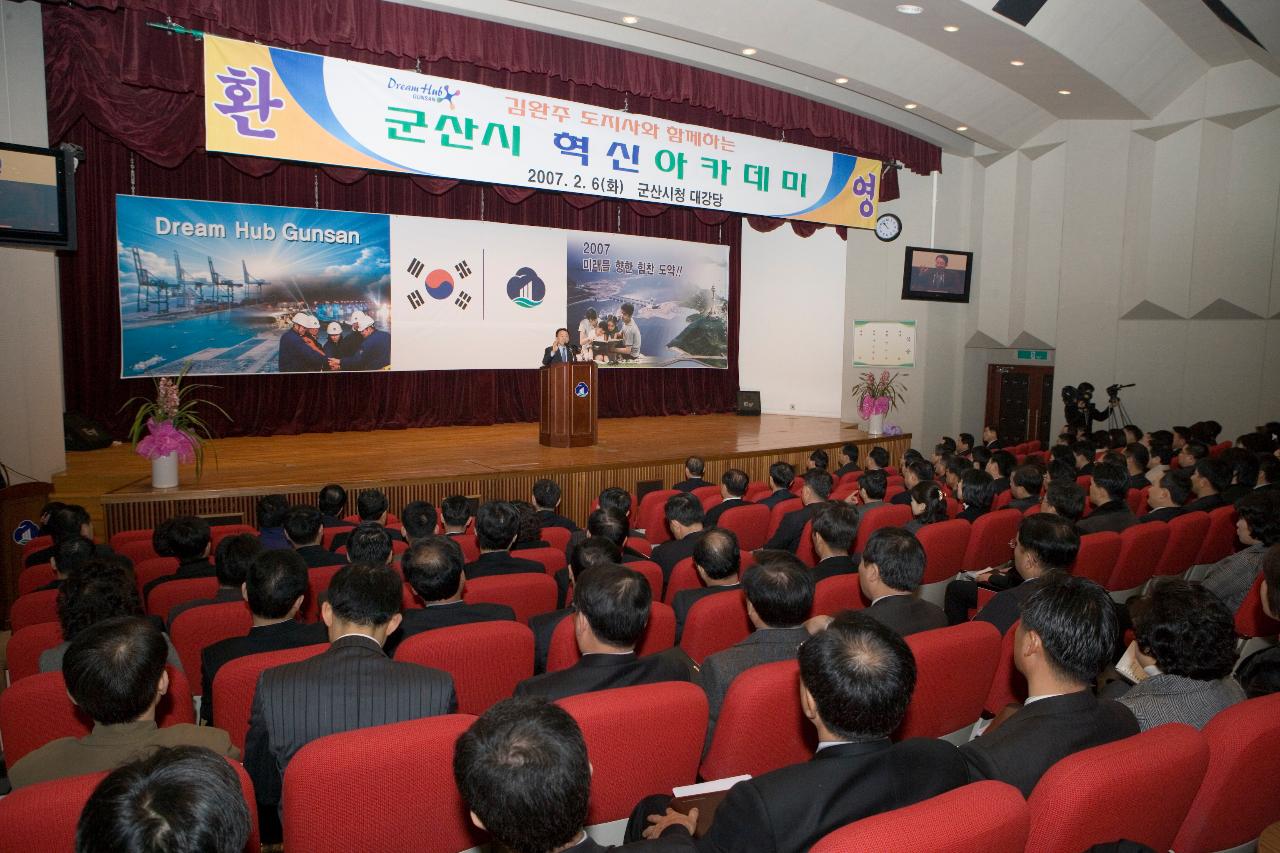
[903,482,948,534]
[1237,544,1280,698]
[1118,579,1244,730]
[1200,490,1280,614]
[956,470,995,523]
[41,557,183,673]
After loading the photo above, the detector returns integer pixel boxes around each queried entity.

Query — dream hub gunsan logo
[506,267,545,308]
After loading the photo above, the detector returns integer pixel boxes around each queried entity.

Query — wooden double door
[984,364,1055,446]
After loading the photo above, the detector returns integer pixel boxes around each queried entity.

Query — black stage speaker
[736,391,761,416]
[64,411,113,451]
[992,0,1050,26]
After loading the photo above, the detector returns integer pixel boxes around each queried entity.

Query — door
[985,364,1055,445]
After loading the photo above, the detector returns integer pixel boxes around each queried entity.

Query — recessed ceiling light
[1010,60,1025,67]
[835,77,849,84]
[621,15,638,24]
[1058,89,1072,95]
[741,47,757,56]
[956,125,968,132]
[896,4,924,14]
[943,25,959,32]
[904,103,918,110]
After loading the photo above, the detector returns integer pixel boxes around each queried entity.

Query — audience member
[1076,462,1138,534]
[399,500,440,545]
[441,495,473,535]
[703,468,751,527]
[533,479,579,531]
[256,494,291,550]
[903,481,948,534]
[858,529,946,636]
[758,461,797,509]
[329,489,404,551]
[344,521,395,567]
[673,457,706,492]
[317,484,353,529]
[510,501,553,550]
[142,515,214,599]
[1258,456,1280,493]
[1072,441,1096,475]
[25,504,108,567]
[854,469,888,509]
[956,469,995,522]
[1177,440,1210,470]
[9,617,237,789]
[764,469,832,552]
[1200,490,1280,613]
[1007,465,1044,511]
[283,506,343,568]
[39,534,96,592]
[866,446,890,471]
[810,502,859,581]
[583,507,646,562]
[986,450,1016,495]
[1237,544,1280,698]
[465,502,544,578]
[1185,458,1231,512]
[971,446,992,473]
[1123,443,1151,491]
[890,459,934,506]
[1220,448,1261,505]
[651,494,707,582]
[955,433,973,457]
[530,537,622,673]
[1039,480,1086,522]
[982,425,1001,449]
[1137,471,1190,524]
[807,449,829,471]
[834,443,861,477]
[672,529,742,641]
[394,536,515,649]
[167,533,261,626]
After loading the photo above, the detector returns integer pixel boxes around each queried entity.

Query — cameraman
[1063,382,1111,432]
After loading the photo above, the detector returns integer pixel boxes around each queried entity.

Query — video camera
[1105,383,1135,401]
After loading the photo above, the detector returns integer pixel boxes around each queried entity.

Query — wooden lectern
[540,362,598,447]
[2,481,53,627]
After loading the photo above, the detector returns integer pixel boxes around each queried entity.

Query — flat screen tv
[0,142,76,250]
[901,245,972,303]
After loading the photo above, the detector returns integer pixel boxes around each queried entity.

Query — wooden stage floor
[53,414,911,535]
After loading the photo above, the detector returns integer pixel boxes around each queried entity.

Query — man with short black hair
[256,494,291,550]
[1072,441,1096,476]
[758,461,797,509]
[583,507,646,563]
[440,495,472,535]
[810,502,859,581]
[982,425,1000,450]
[957,514,1080,634]
[1220,448,1261,505]
[1137,472,1189,524]
[284,506,343,568]
[245,562,456,814]
[765,469,833,553]
[808,449,829,471]
[25,504,107,567]
[986,451,1017,495]
[854,469,888,510]
[866,447,890,471]
[673,529,741,641]
[143,515,215,599]
[167,533,262,626]
[1007,465,1044,511]
[960,574,1139,796]
[1123,443,1151,492]
[858,529,946,636]
[533,479,579,531]
[515,565,691,701]
[1039,480,1086,522]
[651,493,707,583]
[704,468,752,527]
[1077,462,1138,534]
[955,434,973,458]
[317,484,353,529]
[673,457,706,493]
[40,535,96,591]
[699,554,814,750]
[834,444,861,478]
[1186,458,1231,513]
[394,536,515,648]
[345,522,395,566]
[465,502,544,579]
[1178,440,1210,470]
[890,459,935,506]
[8,616,237,789]
[329,489,405,552]
[199,550,326,725]
[1256,456,1280,493]
[530,537,622,674]
[399,500,439,545]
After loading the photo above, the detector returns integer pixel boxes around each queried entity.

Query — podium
[540,362,598,447]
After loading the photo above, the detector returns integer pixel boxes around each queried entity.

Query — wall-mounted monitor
[0,142,76,251]
[901,245,972,303]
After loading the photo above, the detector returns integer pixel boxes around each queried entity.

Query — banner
[116,195,729,377]
[203,35,881,229]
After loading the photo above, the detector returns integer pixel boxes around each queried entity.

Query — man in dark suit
[389,536,514,655]
[1124,443,1152,492]
[960,573,1139,796]
[317,483,355,530]
[1072,440,1096,477]
[890,459,935,506]
[985,450,1016,496]
[699,554,814,751]
[833,443,861,478]
[1137,472,1188,524]
[1005,465,1044,511]
[1076,462,1138,535]
[515,564,691,702]
[672,456,707,493]
[672,529,741,641]
[703,468,752,528]
[143,515,216,600]
[199,549,326,725]
[465,501,545,579]
[531,537,622,674]
[38,535,102,593]
[398,499,439,546]
[1185,458,1231,513]
[982,425,1001,450]
[764,469,833,553]
[168,533,261,627]
[850,469,888,512]
[651,493,707,585]
[24,504,113,568]
[329,489,405,553]
[757,461,798,509]
[541,327,580,366]
[244,562,456,817]
[1256,456,1280,494]
[858,529,946,636]
[810,502,859,581]
[282,506,345,568]
[533,478,579,532]
[638,612,969,851]
[1221,448,1260,505]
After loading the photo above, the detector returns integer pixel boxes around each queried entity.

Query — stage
[52,415,912,535]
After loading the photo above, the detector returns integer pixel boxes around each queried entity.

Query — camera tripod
[1108,393,1134,431]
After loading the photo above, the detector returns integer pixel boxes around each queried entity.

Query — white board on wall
[852,320,916,367]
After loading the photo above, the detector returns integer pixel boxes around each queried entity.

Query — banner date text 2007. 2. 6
[526,169,625,196]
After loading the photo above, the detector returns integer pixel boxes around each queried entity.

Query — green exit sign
[1017,349,1049,361]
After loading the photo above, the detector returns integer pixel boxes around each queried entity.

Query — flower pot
[152,452,179,489]
[867,412,886,436]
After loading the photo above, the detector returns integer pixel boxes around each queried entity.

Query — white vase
[151,452,179,489]
[867,412,886,436]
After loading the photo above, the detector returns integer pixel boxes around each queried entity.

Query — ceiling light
[896,4,924,14]
[956,125,968,132]
[835,77,849,84]
[741,47,757,56]
[943,25,959,32]
[904,103,918,110]
[1009,60,1025,67]
[1058,89,1072,95]
[621,15,638,24]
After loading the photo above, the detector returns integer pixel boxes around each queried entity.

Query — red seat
[133,556,181,594]
[853,505,913,553]
[700,659,814,780]
[147,576,221,620]
[691,485,721,508]
[916,519,971,586]
[810,574,866,616]
[796,520,818,567]
[0,665,194,765]
[17,563,55,596]
[1236,573,1280,640]
[109,527,154,550]
[464,573,558,624]
[393,621,533,715]
[212,644,328,752]
[545,602,676,672]
[744,482,772,503]
[960,509,1021,572]
[0,760,261,853]
[515,546,567,575]
[210,523,258,550]
[946,497,962,518]
[625,560,664,599]
[625,535,652,557]
[992,490,1013,510]
[717,504,771,551]
[9,589,60,632]
[538,525,572,553]
[1153,512,1211,577]
[5,621,62,683]
[897,622,1002,741]
[837,470,864,488]
[1209,441,1232,458]
[1174,692,1280,852]
[20,534,53,560]
[1072,531,1122,585]
[679,590,751,664]
[811,780,1029,853]
[117,538,161,565]
[320,526,347,550]
[1076,474,1092,491]
[1030,723,1209,853]
[885,484,906,501]
[1127,486,1149,516]
[452,534,481,563]
[282,714,482,853]
[559,683,707,825]
[303,564,347,622]
[342,512,401,527]
[634,489,681,545]
[1195,506,1239,566]
[1106,522,1169,594]
[830,484,858,503]
[169,601,254,698]
[766,498,803,538]
[983,619,1027,717]
[664,557,702,605]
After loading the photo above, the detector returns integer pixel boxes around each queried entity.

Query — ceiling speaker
[992,0,1050,26]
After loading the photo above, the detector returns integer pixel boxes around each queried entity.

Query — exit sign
[1017,349,1049,361]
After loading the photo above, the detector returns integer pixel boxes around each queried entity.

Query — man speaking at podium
[542,328,580,366]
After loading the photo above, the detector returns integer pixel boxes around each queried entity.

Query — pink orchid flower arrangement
[122,362,228,478]
[853,370,907,420]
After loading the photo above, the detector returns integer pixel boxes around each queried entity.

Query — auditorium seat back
[853,504,912,553]
[810,781,1029,853]
[109,527,155,550]
[133,556,181,594]
[694,486,722,511]
[1127,486,1149,517]
[1236,573,1280,640]
[464,573,558,624]
[302,563,346,622]
[625,560,664,599]
[897,622,1002,741]
[558,682,708,826]
[516,546,567,575]
[700,659,814,780]
[212,644,328,753]
[5,621,63,684]
[664,557,701,605]
[1071,531,1122,586]
[1194,505,1239,565]
[916,519,971,586]
[983,619,1027,717]
[17,562,55,596]
[679,590,751,664]
[117,538,160,565]
[766,498,802,538]
[393,621,533,715]
[1153,512,1210,578]
[810,574,866,616]
[1106,522,1168,596]
[1029,723,1209,853]
[147,576,220,620]
[538,525,572,552]
[795,520,818,567]
[0,665,194,766]
[9,589,60,632]
[625,535,652,556]
[960,509,1020,573]
[452,533,481,563]
[169,600,254,698]
[635,489,681,544]
[282,714,482,853]
[992,490,1013,511]
[716,503,771,551]
[210,523,258,551]
[545,602,676,672]
[20,534,53,561]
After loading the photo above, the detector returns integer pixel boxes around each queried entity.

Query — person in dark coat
[335,310,391,371]
[277,313,329,372]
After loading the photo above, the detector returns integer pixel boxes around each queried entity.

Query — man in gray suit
[244,562,456,819]
[699,552,814,752]
[859,529,946,637]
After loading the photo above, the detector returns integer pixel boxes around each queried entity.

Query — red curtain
[43,1,939,438]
